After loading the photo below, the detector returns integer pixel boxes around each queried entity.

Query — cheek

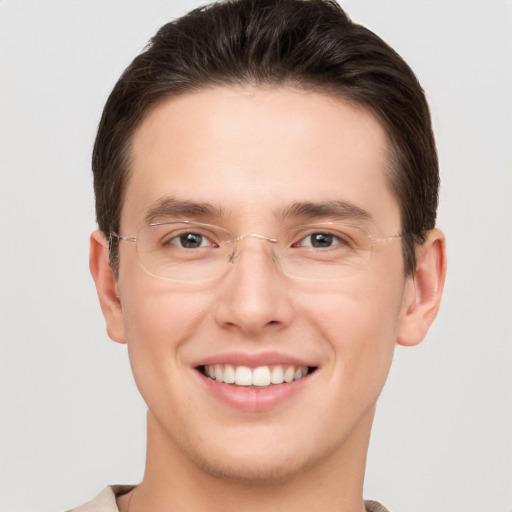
[305,271,404,335]
[303,274,405,390]
[118,275,214,388]
[122,286,218,437]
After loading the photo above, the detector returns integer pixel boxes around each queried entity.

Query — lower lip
[197,371,313,412]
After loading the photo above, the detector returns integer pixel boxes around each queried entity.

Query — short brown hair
[93,0,438,274]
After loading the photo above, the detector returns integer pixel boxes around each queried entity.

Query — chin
[177,424,339,486]
[189,449,314,485]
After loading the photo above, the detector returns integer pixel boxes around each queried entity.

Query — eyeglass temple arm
[111,233,137,243]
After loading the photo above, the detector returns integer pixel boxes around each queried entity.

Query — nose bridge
[229,232,279,264]
[214,233,292,334]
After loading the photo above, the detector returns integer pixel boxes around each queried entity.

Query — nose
[213,237,294,336]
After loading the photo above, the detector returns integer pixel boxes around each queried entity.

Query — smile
[195,355,318,412]
[200,364,312,387]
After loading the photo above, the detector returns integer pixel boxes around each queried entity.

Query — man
[78,0,446,510]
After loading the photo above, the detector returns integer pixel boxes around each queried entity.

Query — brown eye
[177,232,205,248]
[309,233,334,248]
[161,231,212,249]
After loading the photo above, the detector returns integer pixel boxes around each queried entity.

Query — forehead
[123,86,400,232]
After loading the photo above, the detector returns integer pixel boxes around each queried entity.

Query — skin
[90,86,446,512]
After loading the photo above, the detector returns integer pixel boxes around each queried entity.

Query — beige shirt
[68,486,391,512]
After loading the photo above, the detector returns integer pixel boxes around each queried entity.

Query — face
[103,87,417,482]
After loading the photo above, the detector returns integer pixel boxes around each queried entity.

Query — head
[93,0,438,277]
[89,0,446,489]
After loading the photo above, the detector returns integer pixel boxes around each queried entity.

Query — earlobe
[397,229,447,347]
[89,230,126,344]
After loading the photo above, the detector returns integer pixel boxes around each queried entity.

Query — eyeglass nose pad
[227,234,279,265]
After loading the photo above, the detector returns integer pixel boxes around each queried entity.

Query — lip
[193,351,313,368]
[193,352,317,413]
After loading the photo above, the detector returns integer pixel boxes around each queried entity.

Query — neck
[123,409,374,512]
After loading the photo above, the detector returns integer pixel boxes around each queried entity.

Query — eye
[166,231,216,249]
[297,232,347,249]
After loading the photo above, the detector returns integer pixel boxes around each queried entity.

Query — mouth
[194,355,318,412]
[198,364,317,387]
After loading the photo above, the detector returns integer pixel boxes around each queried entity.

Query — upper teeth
[204,364,309,387]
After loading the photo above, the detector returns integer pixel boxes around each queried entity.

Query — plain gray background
[1,1,511,511]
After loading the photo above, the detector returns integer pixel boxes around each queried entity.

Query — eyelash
[295,231,351,248]
[162,231,216,248]
[160,230,353,251]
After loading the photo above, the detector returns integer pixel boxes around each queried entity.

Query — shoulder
[365,500,391,512]
[67,488,387,512]
[67,485,135,512]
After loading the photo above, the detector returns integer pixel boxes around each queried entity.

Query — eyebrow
[143,197,372,226]
[275,200,372,224]
[144,197,223,224]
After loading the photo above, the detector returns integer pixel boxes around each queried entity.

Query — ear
[89,230,126,344]
[397,229,447,347]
